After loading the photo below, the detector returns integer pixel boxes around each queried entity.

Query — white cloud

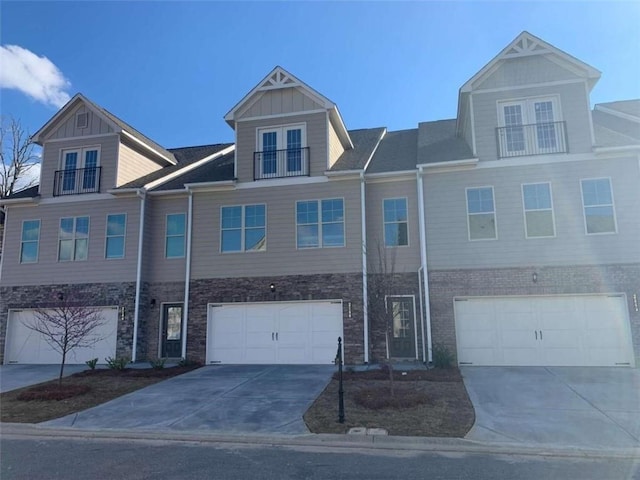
[0,45,71,108]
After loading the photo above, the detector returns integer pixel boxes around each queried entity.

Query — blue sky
[1,1,639,149]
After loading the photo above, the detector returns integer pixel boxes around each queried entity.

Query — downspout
[360,171,369,363]
[0,206,7,282]
[417,168,433,364]
[418,266,427,364]
[182,189,194,359]
[132,189,146,362]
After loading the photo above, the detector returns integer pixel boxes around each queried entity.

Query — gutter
[132,188,146,362]
[416,167,433,364]
[182,188,194,359]
[360,171,369,364]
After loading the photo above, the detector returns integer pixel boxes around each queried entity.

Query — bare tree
[0,116,40,199]
[23,294,108,384]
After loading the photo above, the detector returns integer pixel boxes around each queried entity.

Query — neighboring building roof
[417,119,474,164]
[366,129,418,174]
[119,143,233,189]
[2,185,39,200]
[595,100,640,119]
[330,127,386,171]
[592,100,640,147]
[152,151,235,191]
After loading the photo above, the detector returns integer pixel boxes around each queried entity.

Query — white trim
[19,218,41,264]
[235,109,327,123]
[362,128,387,172]
[57,215,90,262]
[255,123,307,180]
[360,172,369,363]
[465,186,498,241]
[0,197,37,206]
[164,212,187,259]
[236,175,328,189]
[594,146,640,155]
[43,133,118,144]
[580,177,618,235]
[474,152,595,170]
[416,169,433,364]
[418,158,479,171]
[59,144,101,170]
[219,203,267,253]
[104,213,127,259]
[326,112,330,170]
[365,170,417,183]
[182,191,193,359]
[521,182,556,239]
[472,78,586,95]
[184,180,236,192]
[382,197,409,248]
[147,189,189,197]
[469,94,477,156]
[295,197,346,250]
[585,83,597,147]
[594,104,640,123]
[75,111,89,129]
[39,193,114,204]
[120,131,175,165]
[132,191,146,362]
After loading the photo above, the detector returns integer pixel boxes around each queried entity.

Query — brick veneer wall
[0,282,137,363]
[428,263,640,364]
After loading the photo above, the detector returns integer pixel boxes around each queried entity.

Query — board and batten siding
[1,197,141,286]
[328,119,345,168]
[39,135,120,199]
[365,179,421,273]
[117,142,163,187]
[472,82,593,161]
[238,87,324,119]
[422,156,640,269]
[235,112,328,183]
[50,105,115,139]
[474,55,578,91]
[189,179,362,279]
[144,195,188,283]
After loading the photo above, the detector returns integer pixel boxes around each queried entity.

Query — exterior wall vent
[76,112,89,129]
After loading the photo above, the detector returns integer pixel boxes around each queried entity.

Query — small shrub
[432,343,455,369]
[85,358,99,370]
[105,356,129,370]
[17,384,91,401]
[149,358,166,370]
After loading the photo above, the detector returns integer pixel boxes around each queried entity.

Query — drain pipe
[417,168,433,364]
[182,189,194,359]
[360,171,369,363]
[418,266,427,364]
[132,189,146,362]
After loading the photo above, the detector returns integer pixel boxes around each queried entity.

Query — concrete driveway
[44,365,334,434]
[462,367,640,450]
[0,364,87,393]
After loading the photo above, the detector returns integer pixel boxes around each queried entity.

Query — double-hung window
[466,187,497,240]
[59,216,89,261]
[165,213,186,258]
[383,198,408,246]
[105,214,126,259]
[581,178,617,234]
[296,199,344,248]
[522,183,555,238]
[256,124,307,179]
[221,204,266,252]
[60,147,100,194]
[20,220,40,263]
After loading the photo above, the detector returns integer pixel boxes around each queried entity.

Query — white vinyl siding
[383,198,409,247]
[522,183,555,238]
[105,214,126,259]
[220,204,267,253]
[20,220,40,263]
[466,187,497,240]
[296,198,345,249]
[581,178,617,235]
[58,216,89,261]
[165,213,186,258]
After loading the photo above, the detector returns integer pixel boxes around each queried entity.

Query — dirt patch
[0,365,200,424]
[304,368,475,437]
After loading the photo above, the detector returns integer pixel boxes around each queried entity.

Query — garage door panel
[458,330,494,348]
[502,347,540,366]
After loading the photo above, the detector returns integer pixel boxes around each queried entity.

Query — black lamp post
[336,337,345,423]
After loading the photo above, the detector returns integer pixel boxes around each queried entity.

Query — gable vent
[76,112,89,129]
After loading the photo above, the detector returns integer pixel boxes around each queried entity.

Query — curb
[2,423,639,460]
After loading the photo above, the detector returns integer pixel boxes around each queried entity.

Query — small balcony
[253,147,310,180]
[53,167,102,196]
[496,121,568,158]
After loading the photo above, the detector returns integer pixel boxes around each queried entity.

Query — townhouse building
[1,32,638,368]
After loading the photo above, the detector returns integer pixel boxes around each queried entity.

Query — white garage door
[4,307,119,365]
[207,301,343,365]
[455,295,634,367]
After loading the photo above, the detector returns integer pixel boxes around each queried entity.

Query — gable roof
[594,100,640,121]
[33,94,177,165]
[592,100,640,147]
[460,31,601,93]
[417,119,474,164]
[366,129,418,174]
[224,66,353,149]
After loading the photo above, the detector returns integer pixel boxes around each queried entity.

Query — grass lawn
[0,366,200,424]
[304,367,475,437]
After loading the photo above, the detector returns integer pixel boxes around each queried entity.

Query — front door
[161,303,183,358]
[388,296,416,358]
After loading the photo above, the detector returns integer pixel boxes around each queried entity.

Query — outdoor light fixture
[57,292,64,301]
[270,283,276,293]
[150,298,156,307]
[532,273,538,283]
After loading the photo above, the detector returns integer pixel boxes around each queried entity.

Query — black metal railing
[253,147,310,180]
[496,121,568,158]
[53,167,102,196]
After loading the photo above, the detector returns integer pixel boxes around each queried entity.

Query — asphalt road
[2,436,638,480]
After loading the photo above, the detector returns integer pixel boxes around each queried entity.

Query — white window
[522,183,555,238]
[581,178,617,234]
[59,216,89,261]
[296,199,345,248]
[105,214,126,259]
[165,213,186,258]
[383,198,408,247]
[20,219,40,263]
[220,204,266,253]
[256,124,307,178]
[497,97,565,157]
[59,146,100,194]
[466,187,497,240]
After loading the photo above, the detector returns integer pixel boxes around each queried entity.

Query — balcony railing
[53,167,102,196]
[496,121,568,158]
[253,147,310,180]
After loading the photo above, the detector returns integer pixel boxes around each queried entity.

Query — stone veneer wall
[0,282,137,363]
[183,273,364,364]
[428,263,640,364]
